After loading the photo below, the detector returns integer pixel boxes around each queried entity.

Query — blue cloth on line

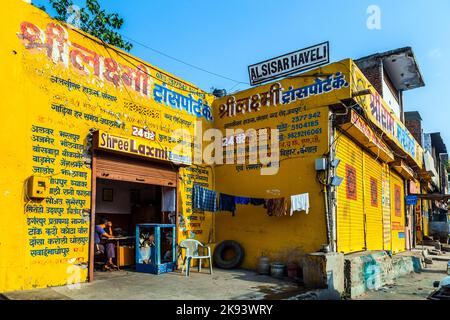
[235,197,251,205]
[219,193,236,213]
[250,198,265,206]
[193,184,218,212]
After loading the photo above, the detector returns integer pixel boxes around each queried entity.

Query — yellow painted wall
[214,155,328,269]
[0,1,214,292]
[213,103,330,268]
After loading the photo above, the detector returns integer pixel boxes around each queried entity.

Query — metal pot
[270,262,285,278]
[257,256,270,275]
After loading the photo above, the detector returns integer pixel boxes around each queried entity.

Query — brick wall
[355,60,383,96]
[405,118,423,146]
[439,153,449,194]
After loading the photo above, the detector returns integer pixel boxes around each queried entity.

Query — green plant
[48,0,132,51]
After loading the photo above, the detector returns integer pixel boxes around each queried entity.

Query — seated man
[95,217,118,270]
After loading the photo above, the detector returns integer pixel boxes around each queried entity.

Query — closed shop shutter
[336,134,365,253]
[382,164,392,251]
[390,170,406,253]
[95,151,178,187]
[423,200,429,237]
[363,153,384,251]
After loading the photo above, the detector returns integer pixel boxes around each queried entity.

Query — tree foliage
[48,0,132,51]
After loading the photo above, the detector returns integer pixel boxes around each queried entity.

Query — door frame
[88,150,180,282]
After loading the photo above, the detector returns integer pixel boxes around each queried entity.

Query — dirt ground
[3,250,449,300]
[1,268,311,300]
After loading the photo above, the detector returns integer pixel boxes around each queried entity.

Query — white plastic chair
[179,239,213,276]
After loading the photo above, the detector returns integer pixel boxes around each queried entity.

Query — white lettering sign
[248,42,330,86]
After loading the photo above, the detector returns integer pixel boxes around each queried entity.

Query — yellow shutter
[336,134,365,253]
[363,153,384,250]
[390,170,406,253]
[423,200,429,237]
[382,164,392,251]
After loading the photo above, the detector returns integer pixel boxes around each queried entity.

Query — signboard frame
[248,41,330,86]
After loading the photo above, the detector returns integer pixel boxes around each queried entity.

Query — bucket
[270,262,285,278]
[257,256,270,275]
[287,262,298,278]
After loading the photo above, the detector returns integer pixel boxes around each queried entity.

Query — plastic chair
[179,239,213,276]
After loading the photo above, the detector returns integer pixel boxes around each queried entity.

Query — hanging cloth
[290,193,310,216]
[193,184,218,212]
[219,193,236,215]
[250,198,265,206]
[264,198,288,217]
[235,197,251,205]
[161,187,176,212]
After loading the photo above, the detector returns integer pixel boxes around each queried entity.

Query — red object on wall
[370,177,378,207]
[346,164,357,200]
[394,184,401,217]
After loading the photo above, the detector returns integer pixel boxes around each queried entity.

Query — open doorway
[89,151,179,280]
[93,179,177,272]
[96,178,163,235]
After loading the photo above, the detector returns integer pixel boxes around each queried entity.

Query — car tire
[213,240,244,269]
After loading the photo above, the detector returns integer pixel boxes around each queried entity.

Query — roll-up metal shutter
[94,151,178,187]
[336,134,365,253]
[423,199,429,237]
[363,152,384,251]
[382,164,392,251]
[390,170,406,253]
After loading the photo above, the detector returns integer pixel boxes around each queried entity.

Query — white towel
[162,187,176,212]
[290,193,309,216]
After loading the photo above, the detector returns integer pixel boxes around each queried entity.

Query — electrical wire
[120,34,249,85]
[69,29,210,96]
[97,37,182,173]
[70,26,249,92]
[70,24,416,178]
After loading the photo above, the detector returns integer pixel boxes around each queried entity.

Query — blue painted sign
[405,195,418,206]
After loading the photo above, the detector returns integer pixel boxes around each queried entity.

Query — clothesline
[192,184,310,217]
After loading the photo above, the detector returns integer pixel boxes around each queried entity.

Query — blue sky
[33,0,450,146]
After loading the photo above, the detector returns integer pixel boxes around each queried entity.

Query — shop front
[212,58,426,265]
[0,1,214,292]
[332,65,424,255]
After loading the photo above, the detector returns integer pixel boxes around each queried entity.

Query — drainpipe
[326,111,338,253]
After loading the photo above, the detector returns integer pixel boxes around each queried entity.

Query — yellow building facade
[212,59,425,267]
[0,1,215,292]
[0,1,429,293]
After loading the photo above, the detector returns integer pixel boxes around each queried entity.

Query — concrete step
[344,251,422,299]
